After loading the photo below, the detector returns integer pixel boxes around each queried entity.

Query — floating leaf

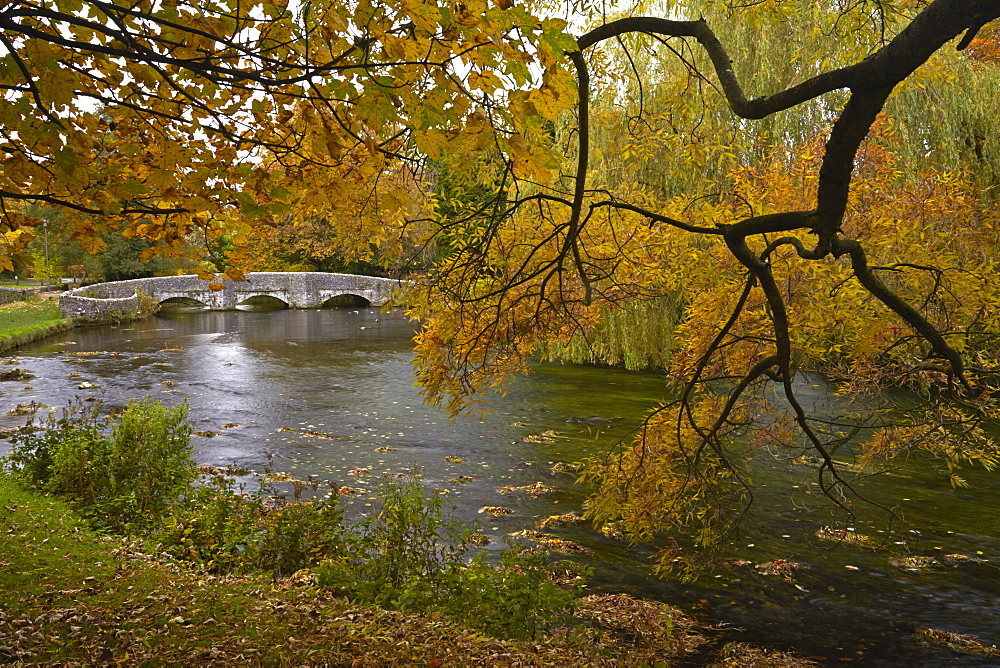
[497,482,555,498]
[915,628,1000,657]
[478,506,513,516]
[535,512,585,529]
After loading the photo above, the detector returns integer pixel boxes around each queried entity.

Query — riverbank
[0,299,74,355]
[0,476,815,665]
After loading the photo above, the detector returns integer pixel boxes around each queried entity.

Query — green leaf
[54,146,79,175]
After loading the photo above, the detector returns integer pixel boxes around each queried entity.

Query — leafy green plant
[154,474,264,569]
[3,398,195,531]
[316,471,581,640]
[347,471,473,602]
[416,546,581,640]
[5,404,584,641]
[2,400,103,495]
[154,468,344,575]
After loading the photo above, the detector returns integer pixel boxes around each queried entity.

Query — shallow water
[1,306,997,665]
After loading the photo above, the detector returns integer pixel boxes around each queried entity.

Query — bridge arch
[237,295,289,310]
[158,296,209,308]
[321,293,372,307]
[59,272,405,319]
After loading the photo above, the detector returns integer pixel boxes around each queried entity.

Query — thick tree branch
[567,50,592,304]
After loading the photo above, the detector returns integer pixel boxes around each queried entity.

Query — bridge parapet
[59,272,406,319]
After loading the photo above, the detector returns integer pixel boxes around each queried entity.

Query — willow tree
[3,0,1000,567]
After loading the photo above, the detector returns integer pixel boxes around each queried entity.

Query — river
[1,305,997,665]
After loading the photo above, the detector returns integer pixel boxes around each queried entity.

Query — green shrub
[316,471,581,640]
[398,546,581,640]
[3,398,195,531]
[345,471,473,604]
[258,499,344,574]
[2,400,105,498]
[153,470,345,575]
[154,475,263,569]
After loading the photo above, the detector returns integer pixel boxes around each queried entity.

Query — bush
[397,546,581,640]
[346,471,474,603]
[3,398,195,531]
[154,472,344,575]
[316,471,581,640]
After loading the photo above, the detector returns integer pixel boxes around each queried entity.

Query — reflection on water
[1,308,998,665]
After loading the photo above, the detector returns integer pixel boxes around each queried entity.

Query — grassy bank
[0,299,73,354]
[0,475,591,664]
[0,475,821,666]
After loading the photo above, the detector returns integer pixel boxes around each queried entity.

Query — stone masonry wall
[0,285,62,304]
[0,286,39,305]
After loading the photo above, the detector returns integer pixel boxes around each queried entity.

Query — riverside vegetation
[0,398,812,664]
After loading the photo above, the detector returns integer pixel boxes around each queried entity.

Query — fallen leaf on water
[889,555,939,571]
[478,506,513,516]
[599,522,624,539]
[535,512,585,529]
[815,526,879,549]
[915,628,1000,657]
[508,530,591,554]
[754,559,808,583]
[278,427,346,440]
[7,403,42,415]
[328,485,363,496]
[497,482,555,498]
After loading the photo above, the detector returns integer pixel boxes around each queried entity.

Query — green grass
[0,299,72,353]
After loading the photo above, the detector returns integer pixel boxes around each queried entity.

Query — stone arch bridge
[59,272,406,319]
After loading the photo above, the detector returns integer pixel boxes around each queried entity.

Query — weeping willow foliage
[584,0,1000,196]
[887,62,1000,192]
[538,294,683,370]
[543,0,1000,371]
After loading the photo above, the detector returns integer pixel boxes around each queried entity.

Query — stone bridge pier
[59,272,406,319]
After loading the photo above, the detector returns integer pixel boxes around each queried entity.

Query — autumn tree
[240,212,389,274]
[408,0,1000,569]
[3,0,1000,567]
[1,0,552,278]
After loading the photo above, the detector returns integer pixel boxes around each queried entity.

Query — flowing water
[1,306,998,665]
